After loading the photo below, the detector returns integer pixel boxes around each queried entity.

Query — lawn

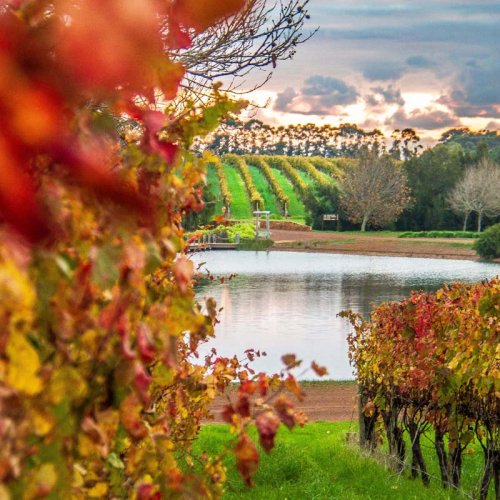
[269,167,307,219]
[223,163,252,219]
[196,422,492,499]
[248,164,281,216]
[206,164,224,215]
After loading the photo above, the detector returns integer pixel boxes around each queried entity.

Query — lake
[192,251,498,380]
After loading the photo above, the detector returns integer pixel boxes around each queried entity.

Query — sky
[241,0,500,144]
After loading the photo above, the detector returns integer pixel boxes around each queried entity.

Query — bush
[188,222,256,242]
[474,223,500,259]
[398,230,477,239]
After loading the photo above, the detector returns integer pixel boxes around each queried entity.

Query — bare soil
[270,229,480,261]
[208,382,358,423]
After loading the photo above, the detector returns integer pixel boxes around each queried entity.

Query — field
[206,155,339,220]
[196,422,490,499]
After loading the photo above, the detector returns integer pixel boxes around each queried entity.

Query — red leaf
[137,323,156,363]
[221,404,235,424]
[274,395,295,430]
[255,412,280,453]
[235,395,250,418]
[234,434,259,486]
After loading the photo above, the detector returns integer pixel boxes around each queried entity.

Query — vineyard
[207,155,341,221]
[342,279,499,499]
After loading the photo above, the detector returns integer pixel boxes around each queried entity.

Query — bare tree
[339,152,411,231]
[168,0,314,98]
[448,158,500,232]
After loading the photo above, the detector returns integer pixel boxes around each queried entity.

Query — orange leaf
[311,361,328,377]
[234,434,259,486]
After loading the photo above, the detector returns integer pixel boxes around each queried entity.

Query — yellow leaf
[0,484,10,500]
[25,463,57,499]
[49,366,88,404]
[30,406,54,436]
[87,482,108,498]
[6,330,42,395]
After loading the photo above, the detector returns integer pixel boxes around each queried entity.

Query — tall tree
[448,158,500,232]
[398,143,471,231]
[339,151,410,231]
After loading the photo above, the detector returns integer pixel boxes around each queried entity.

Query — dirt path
[270,229,481,261]
[208,383,358,423]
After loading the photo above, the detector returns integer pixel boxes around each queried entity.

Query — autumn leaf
[255,412,280,453]
[284,374,304,401]
[311,361,328,377]
[6,330,42,396]
[281,353,301,370]
[234,435,259,486]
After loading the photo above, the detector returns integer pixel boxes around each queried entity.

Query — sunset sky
[243,0,500,144]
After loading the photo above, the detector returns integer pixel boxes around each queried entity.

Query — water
[192,251,498,380]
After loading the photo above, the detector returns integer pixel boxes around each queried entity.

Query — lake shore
[269,229,493,262]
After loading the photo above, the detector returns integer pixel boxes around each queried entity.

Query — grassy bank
[196,422,491,499]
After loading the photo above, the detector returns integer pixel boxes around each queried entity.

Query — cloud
[387,108,461,130]
[362,62,404,81]
[406,56,435,69]
[365,85,405,107]
[274,87,298,112]
[442,60,500,118]
[273,75,358,115]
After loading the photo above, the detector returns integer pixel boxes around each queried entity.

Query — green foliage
[474,223,500,259]
[238,239,273,251]
[303,183,341,230]
[189,222,256,242]
[397,143,471,230]
[398,231,477,239]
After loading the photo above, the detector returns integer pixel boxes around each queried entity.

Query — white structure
[253,210,271,239]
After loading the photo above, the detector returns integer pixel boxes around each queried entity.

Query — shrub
[474,222,500,259]
[398,230,477,239]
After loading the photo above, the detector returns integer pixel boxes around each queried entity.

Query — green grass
[223,163,252,219]
[206,164,224,214]
[196,422,492,499]
[270,167,307,218]
[401,240,474,249]
[295,169,315,186]
[248,165,281,216]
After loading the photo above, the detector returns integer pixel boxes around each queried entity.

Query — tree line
[200,119,500,161]
[289,132,500,233]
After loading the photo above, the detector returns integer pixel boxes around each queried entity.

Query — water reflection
[193,251,498,379]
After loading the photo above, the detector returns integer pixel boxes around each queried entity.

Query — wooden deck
[187,242,238,252]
